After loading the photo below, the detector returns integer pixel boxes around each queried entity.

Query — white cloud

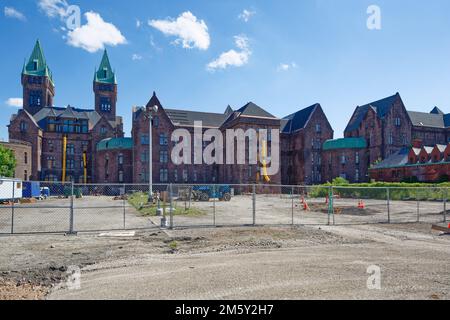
[4,7,26,21]
[38,0,69,19]
[238,9,255,22]
[207,35,251,72]
[132,54,142,61]
[277,62,298,72]
[67,11,127,53]
[5,98,23,108]
[148,11,210,50]
[136,19,142,28]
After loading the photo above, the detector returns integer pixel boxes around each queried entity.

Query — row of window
[47,118,89,134]
[140,133,169,146]
[339,169,360,182]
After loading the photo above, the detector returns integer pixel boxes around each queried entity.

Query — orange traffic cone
[358,200,365,209]
[303,201,310,211]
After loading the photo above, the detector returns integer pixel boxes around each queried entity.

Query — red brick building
[131,92,284,187]
[321,137,367,183]
[8,41,123,182]
[340,93,449,182]
[369,141,450,182]
[0,140,32,181]
[280,104,334,185]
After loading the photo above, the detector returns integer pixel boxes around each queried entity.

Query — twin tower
[21,40,118,121]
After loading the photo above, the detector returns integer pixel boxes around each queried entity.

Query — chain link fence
[0,179,448,234]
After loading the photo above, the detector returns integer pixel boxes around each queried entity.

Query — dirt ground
[1,221,449,300]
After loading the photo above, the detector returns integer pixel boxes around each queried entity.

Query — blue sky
[1,0,450,140]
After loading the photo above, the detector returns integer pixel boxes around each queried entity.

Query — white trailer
[0,178,23,201]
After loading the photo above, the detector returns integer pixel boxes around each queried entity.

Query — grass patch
[127,192,206,217]
[168,241,178,250]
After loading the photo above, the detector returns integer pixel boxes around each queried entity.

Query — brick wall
[0,140,32,181]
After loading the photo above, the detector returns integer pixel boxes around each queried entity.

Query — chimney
[412,139,422,149]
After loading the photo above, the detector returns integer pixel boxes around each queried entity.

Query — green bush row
[309,177,450,200]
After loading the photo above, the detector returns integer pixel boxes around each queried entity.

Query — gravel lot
[0,195,449,300]
[0,221,448,300]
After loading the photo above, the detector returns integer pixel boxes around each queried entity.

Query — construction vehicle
[178,185,232,202]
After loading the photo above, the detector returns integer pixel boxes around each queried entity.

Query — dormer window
[103,67,108,78]
[33,59,38,70]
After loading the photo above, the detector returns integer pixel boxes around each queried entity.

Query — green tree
[0,145,16,178]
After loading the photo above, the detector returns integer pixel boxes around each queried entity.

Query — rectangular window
[100,97,111,112]
[159,133,168,146]
[183,169,188,182]
[160,169,168,182]
[48,140,54,152]
[160,150,168,163]
[395,118,401,127]
[118,171,124,183]
[388,132,393,145]
[20,121,28,132]
[141,151,148,163]
[355,152,360,164]
[24,170,28,181]
[67,144,75,155]
[118,153,124,165]
[24,152,28,164]
[174,170,178,182]
[47,156,55,169]
[193,169,198,182]
[355,169,360,182]
[140,134,149,145]
[66,159,75,170]
[315,124,321,133]
[153,116,159,128]
[341,154,346,164]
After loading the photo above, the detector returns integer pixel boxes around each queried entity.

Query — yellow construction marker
[261,140,271,183]
[62,136,67,183]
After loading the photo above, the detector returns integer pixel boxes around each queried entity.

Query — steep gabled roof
[22,40,54,84]
[408,111,446,128]
[281,104,318,133]
[345,93,399,133]
[221,102,277,127]
[430,106,444,115]
[31,105,117,130]
[94,50,116,84]
[371,147,410,169]
[236,102,275,118]
[165,109,228,127]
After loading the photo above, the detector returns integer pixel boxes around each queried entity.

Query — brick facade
[0,140,32,181]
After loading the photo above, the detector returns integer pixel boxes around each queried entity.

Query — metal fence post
[123,184,126,229]
[169,184,173,229]
[386,187,391,224]
[11,181,15,234]
[291,186,294,226]
[416,188,420,223]
[213,184,216,227]
[328,185,333,226]
[444,188,447,223]
[69,181,75,234]
[252,184,256,226]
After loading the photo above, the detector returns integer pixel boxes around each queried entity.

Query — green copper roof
[94,50,116,84]
[323,137,367,151]
[97,137,132,151]
[23,40,54,84]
